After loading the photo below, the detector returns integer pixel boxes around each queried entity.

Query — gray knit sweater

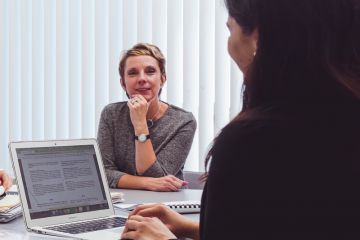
[97,101,197,188]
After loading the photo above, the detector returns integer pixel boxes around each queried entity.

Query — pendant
[147,119,154,128]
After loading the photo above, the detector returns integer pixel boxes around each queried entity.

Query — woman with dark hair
[121,0,360,239]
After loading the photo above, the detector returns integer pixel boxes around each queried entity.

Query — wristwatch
[134,133,150,143]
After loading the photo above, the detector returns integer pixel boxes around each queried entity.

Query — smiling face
[121,55,166,102]
[227,16,258,75]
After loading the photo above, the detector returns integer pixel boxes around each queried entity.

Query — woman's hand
[125,204,199,239]
[0,170,12,191]
[127,94,149,133]
[144,175,188,192]
[121,215,176,240]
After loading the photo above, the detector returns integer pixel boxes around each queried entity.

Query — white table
[0,189,202,240]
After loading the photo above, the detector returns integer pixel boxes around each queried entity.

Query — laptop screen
[16,145,109,220]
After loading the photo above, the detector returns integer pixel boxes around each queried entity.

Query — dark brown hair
[204,0,360,175]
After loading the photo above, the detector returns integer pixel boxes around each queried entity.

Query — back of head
[204,0,360,179]
[226,0,360,109]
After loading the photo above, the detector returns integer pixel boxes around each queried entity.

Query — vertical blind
[0,0,243,174]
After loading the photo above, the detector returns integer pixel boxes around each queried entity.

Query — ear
[252,28,259,53]
[160,74,167,87]
[120,78,131,99]
[120,78,126,91]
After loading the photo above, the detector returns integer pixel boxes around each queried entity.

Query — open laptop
[9,139,126,240]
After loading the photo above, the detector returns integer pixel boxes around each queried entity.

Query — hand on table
[144,175,188,192]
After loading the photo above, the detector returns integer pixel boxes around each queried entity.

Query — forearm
[117,174,150,189]
[133,122,159,175]
[135,113,196,177]
[135,139,158,175]
[141,119,197,178]
[179,219,200,240]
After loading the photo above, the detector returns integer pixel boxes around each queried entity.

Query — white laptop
[9,139,126,240]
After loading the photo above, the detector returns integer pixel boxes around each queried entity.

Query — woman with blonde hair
[98,43,196,192]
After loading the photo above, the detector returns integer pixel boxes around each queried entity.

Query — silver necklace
[147,104,161,128]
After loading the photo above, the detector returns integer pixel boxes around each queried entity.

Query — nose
[138,71,147,85]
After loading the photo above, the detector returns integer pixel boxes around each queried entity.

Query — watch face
[139,134,147,142]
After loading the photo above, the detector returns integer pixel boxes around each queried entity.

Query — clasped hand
[127,95,151,130]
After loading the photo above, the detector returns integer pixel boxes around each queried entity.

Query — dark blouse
[200,102,360,239]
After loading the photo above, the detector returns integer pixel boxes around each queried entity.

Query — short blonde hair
[118,43,166,80]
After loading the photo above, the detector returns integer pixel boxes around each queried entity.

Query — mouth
[136,88,151,93]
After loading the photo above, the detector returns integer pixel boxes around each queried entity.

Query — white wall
[0,0,243,175]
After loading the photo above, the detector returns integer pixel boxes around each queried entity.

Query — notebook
[114,200,201,214]
[163,200,201,213]
[9,139,127,240]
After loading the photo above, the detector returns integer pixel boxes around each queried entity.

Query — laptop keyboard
[44,216,126,234]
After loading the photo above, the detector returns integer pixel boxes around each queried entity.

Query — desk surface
[0,189,202,240]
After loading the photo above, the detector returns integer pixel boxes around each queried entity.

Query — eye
[145,67,156,74]
[127,69,138,76]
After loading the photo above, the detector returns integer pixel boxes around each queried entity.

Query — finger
[166,177,183,189]
[129,95,140,103]
[164,182,179,191]
[170,176,187,187]
[131,95,145,104]
[124,215,148,233]
[129,215,145,220]
[131,204,158,216]
[121,230,138,240]
[127,100,134,108]
[169,180,182,189]
[130,98,139,105]
[135,204,167,218]
[168,175,183,183]
[122,225,129,235]
[157,179,177,191]
[125,219,140,231]
[182,181,189,186]
[134,94,147,102]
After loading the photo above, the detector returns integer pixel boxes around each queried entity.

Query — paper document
[110,192,125,204]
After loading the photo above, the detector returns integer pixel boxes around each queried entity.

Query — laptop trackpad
[77,227,124,240]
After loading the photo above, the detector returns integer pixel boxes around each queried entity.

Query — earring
[253,51,257,57]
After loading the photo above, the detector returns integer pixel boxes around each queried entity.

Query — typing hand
[121,215,176,240]
[126,204,198,239]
